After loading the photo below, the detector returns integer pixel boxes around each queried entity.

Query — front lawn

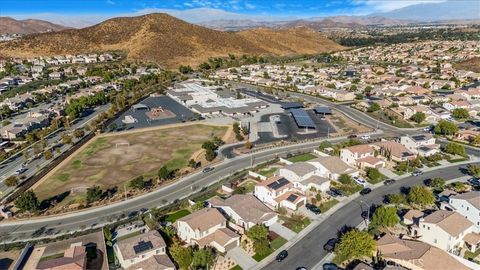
[366,172,387,184]
[287,153,317,163]
[280,215,311,233]
[271,236,287,250]
[257,167,278,177]
[164,209,191,223]
[230,265,243,270]
[319,199,339,213]
[115,230,142,241]
[464,249,480,264]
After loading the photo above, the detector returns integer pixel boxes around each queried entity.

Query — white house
[175,208,240,253]
[412,210,475,252]
[340,144,385,169]
[307,156,359,181]
[254,176,307,210]
[114,230,174,270]
[400,134,440,157]
[449,191,480,229]
[208,194,278,230]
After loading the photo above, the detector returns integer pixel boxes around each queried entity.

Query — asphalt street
[262,163,476,270]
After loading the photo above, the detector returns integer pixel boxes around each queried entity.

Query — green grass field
[287,153,317,163]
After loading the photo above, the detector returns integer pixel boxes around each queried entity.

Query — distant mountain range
[0,13,343,68]
[0,17,67,35]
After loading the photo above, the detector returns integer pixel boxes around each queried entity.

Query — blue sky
[1,0,448,27]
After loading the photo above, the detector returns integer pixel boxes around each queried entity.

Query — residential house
[400,134,440,157]
[208,194,278,230]
[114,230,174,270]
[36,244,86,270]
[254,176,307,210]
[411,210,476,252]
[371,140,416,162]
[403,209,424,226]
[376,234,473,270]
[340,144,385,169]
[307,156,359,180]
[448,191,480,229]
[175,208,240,253]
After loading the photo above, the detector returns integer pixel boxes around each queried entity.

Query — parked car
[384,179,396,185]
[14,167,27,175]
[305,203,321,215]
[353,177,367,187]
[296,267,307,270]
[412,170,423,176]
[360,188,372,195]
[276,250,288,262]
[361,210,369,219]
[329,188,344,197]
[347,134,357,139]
[360,135,370,140]
[467,178,480,186]
[202,167,214,173]
[323,238,339,252]
[323,263,340,270]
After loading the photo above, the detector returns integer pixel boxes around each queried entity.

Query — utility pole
[124,183,127,201]
[327,127,330,139]
[250,155,255,167]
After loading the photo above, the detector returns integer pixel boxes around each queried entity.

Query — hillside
[0,13,344,67]
[0,17,67,34]
[238,27,343,55]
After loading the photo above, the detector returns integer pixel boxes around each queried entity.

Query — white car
[14,167,27,175]
[360,135,370,140]
[353,177,367,187]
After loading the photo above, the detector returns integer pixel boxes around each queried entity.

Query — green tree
[158,166,172,181]
[86,185,102,203]
[129,176,145,190]
[410,112,426,124]
[452,108,470,120]
[73,128,85,138]
[178,65,193,74]
[170,242,193,270]
[407,186,435,208]
[467,164,480,177]
[428,177,445,189]
[448,181,469,193]
[338,174,354,185]
[103,226,113,246]
[333,230,376,264]
[443,142,466,156]
[4,176,18,187]
[61,133,72,144]
[367,103,380,112]
[43,149,53,160]
[192,248,213,269]
[434,120,458,135]
[14,190,39,212]
[247,225,271,256]
[370,206,400,229]
[387,193,407,205]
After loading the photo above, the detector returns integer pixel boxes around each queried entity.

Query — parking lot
[111,96,196,131]
[256,110,336,143]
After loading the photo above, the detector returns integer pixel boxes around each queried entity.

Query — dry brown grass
[455,57,480,73]
[0,13,344,68]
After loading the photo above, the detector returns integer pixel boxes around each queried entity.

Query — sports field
[34,124,228,201]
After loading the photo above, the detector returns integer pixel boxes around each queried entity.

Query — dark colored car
[360,188,372,195]
[347,134,357,139]
[323,238,338,252]
[202,167,214,173]
[306,203,321,215]
[329,188,344,197]
[276,250,288,262]
[323,263,340,270]
[384,179,396,185]
[361,210,369,219]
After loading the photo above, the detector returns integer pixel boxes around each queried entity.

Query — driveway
[227,247,256,270]
[270,222,297,241]
[298,205,321,220]
[379,167,397,179]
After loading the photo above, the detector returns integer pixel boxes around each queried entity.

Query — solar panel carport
[290,109,316,129]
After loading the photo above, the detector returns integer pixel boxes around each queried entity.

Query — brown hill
[0,13,344,67]
[0,17,67,35]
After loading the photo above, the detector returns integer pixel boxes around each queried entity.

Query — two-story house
[400,134,440,157]
[449,191,480,229]
[114,230,174,270]
[254,176,307,210]
[175,208,240,253]
[340,145,385,169]
[412,210,475,252]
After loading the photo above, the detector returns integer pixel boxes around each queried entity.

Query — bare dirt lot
[34,124,228,202]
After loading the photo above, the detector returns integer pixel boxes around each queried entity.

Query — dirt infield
[34,123,229,201]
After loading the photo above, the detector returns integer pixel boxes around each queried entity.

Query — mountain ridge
[0,16,68,35]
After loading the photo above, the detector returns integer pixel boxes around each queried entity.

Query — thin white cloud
[106,0,115,5]
[352,0,447,12]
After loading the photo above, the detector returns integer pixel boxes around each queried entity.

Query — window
[434,239,437,244]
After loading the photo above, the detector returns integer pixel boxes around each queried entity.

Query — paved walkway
[379,167,397,179]
[270,222,297,241]
[227,247,257,270]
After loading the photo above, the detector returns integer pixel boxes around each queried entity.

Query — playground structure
[146,106,176,120]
